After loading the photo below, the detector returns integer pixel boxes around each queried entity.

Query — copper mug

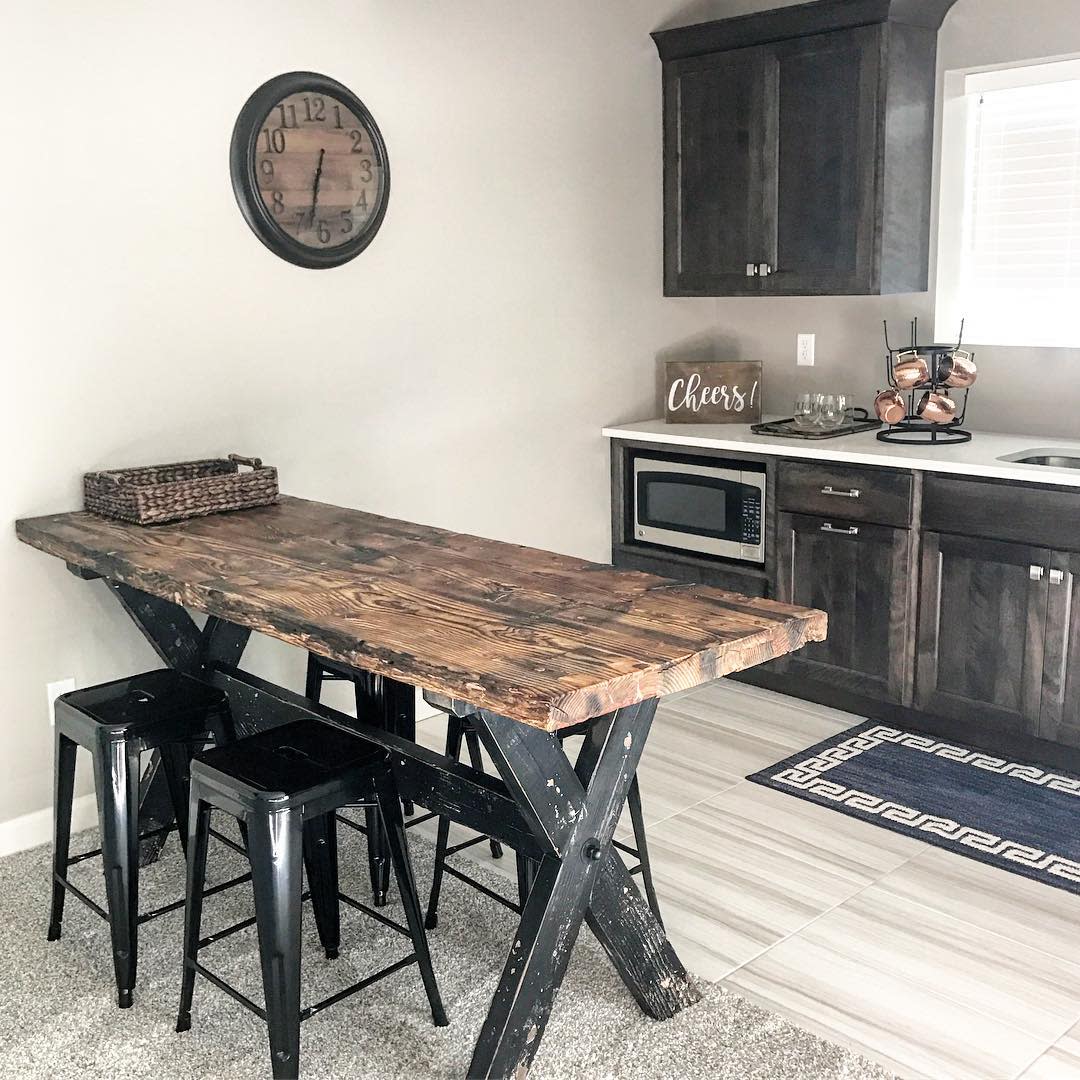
[874,388,906,425]
[916,390,958,424]
[935,349,977,389]
[892,350,931,390]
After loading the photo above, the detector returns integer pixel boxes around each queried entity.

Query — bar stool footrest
[443,864,520,914]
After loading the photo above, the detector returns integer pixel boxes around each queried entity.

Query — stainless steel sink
[999,448,1080,469]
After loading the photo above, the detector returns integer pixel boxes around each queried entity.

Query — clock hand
[310,148,326,224]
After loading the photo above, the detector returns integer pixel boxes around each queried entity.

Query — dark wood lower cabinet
[915,532,1049,736]
[774,512,912,704]
[609,436,1080,764]
[1040,550,1080,745]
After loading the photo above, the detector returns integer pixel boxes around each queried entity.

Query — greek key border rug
[748,721,1080,895]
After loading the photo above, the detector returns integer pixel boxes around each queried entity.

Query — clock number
[357,158,373,183]
[276,103,298,128]
[271,191,284,214]
[340,208,354,234]
[317,219,331,244]
[303,96,326,122]
[333,105,343,129]
[261,127,286,153]
[295,210,307,230]
[356,189,368,212]
[349,129,365,153]
[258,159,274,183]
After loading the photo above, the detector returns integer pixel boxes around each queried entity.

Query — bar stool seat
[177,717,447,1080]
[421,691,662,930]
[48,669,241,1009]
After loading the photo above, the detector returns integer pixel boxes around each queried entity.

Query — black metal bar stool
[48,669,245,1008]
[421,692,662,930]
[305,654,429,907]
[176,717,447,1080]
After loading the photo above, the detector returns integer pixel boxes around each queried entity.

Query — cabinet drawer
[924,476,1080,551]
[777,461,912,526]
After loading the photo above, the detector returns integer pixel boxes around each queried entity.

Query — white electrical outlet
[46,677,76,726]
[797,333,815,366]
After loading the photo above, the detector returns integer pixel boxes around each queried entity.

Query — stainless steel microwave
[632,454,766,564]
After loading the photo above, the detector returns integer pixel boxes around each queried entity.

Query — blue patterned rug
[747,721,1080,895]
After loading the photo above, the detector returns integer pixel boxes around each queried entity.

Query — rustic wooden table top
[16,497,826,729]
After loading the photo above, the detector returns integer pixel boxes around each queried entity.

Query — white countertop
[602,419,1080,488]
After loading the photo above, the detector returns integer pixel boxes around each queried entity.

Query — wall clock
[230,71,390,269]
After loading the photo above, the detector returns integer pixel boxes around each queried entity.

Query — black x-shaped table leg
[93,574,701,1075]
[468,699,701,1079]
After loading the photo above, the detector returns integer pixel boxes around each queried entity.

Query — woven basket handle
[228,453,263,470]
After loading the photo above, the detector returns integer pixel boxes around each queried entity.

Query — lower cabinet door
[1041,550,1080,746]
[775,512,912,704]
[916,532,1049,735]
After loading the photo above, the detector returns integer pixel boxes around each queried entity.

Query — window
[936,58,1080,348]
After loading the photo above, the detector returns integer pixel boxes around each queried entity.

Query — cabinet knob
[746,263,757,277]
[1030,565,1046,581]
[1050,569,1066,585]
[758,263,772,277]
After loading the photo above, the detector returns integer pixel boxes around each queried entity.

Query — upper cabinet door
[765,26,880,295]
[663,47,776,296]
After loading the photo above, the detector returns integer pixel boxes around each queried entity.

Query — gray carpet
[0,819,893,1079]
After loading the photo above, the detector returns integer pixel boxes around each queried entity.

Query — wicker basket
[84,454,278,526]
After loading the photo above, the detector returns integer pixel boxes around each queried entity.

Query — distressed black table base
[85,575,699,1079]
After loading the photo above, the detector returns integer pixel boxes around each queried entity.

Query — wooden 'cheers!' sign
[665,361,762,424]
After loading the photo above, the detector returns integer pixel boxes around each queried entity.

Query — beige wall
[2,0,1077,827]
[0,0,718,825]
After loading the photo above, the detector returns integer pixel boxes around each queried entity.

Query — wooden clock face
[231,73,390,268]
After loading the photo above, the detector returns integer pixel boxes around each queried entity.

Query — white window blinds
[958,70,1080,347]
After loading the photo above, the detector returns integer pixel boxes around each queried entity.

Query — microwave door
[633,459,764,562]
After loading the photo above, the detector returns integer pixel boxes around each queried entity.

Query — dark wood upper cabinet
[653,0,956,296]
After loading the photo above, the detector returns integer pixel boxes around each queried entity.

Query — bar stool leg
[249,807,305,1080]
[626,776,663,928]
[354,679,390,907]
[159,741,194,859]
[516,854,538,909]
[424,713,465,930]
[376,773,448,1028]
[93,733,141,1008]
[47,729,78,941]
[304,653,325,701]
[302,813,341,960]
[176,793,212,1033]
[463,727,503,860]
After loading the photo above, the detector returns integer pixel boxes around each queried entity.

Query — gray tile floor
[411,679,1080,1080]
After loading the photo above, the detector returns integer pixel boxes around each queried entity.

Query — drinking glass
[818,393,847,430]
[793,393,818,430]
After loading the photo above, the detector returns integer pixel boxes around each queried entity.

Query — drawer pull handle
[820,523,859,536]
[821,486,861,498]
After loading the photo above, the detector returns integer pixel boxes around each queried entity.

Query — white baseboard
[0,793,98,859]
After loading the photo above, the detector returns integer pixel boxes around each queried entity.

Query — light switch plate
[797,333,815,366]
[46,677,76,726]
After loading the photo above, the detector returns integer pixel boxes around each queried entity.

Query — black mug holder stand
[877,319,974,446]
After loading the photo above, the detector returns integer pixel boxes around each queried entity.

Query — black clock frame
[230,71,390,270]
